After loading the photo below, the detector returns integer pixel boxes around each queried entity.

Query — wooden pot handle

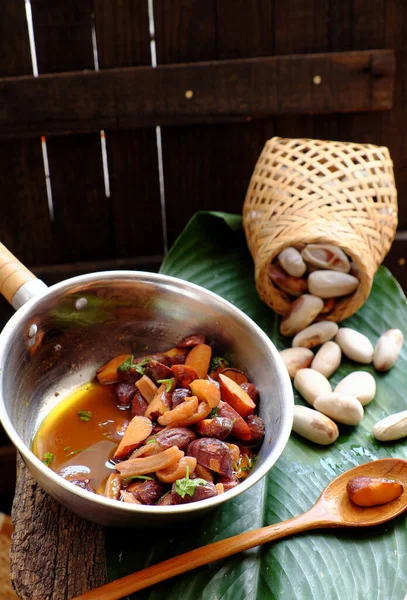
[0,242,38,305]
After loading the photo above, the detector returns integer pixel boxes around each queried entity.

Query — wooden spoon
[73,458,407,600]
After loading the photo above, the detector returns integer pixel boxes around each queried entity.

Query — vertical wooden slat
[156,0,275,246]
[155,0,218,63]
[272,0,330,140]
[381,0,407,229]
[326,0,407,233]
[331,0,407,230]
[214,0,276,224]
[93,0,163,259]
[31,0,94,72]
[30,0,111,263]
[328,0,387,143]
[273,0,329,55]
[216,0,274,59]
[0,2,51,267]
[155,1,216,247]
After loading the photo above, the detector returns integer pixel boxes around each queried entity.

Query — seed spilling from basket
[269,244,360,335]
[243,137,398,324]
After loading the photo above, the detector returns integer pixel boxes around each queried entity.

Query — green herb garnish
[42,452,54,466]
[118,356,150,375]
[175,466,207,499]
[132,358,151,375]
[117,355,134,372]
[146,436,157,445]
[210,356,230,372]
[63,446,70,452]
[241,454,258,472]
[157,378,175,393]
[65,448,88,458]
[123,475,154,484]
[209,406,219,418]
[78,410,92,422]
[158,490,170,503]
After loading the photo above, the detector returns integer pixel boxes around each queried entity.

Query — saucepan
[0,242,293,526]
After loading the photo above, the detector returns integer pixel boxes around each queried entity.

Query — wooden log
[10,454,106,600]
[0,50,395,139]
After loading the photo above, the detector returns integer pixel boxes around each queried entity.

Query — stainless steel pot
[0,243,293,526]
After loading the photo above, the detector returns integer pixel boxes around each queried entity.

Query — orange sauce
[32,381,131,493]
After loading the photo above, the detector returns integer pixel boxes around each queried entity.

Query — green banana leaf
[106,211,407,600]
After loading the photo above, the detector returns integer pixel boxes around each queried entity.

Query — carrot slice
[96,354,132,385]
[115,446,184,477]
[225,443,240,463]
[169,401,212,428]
[158,396,198,426]
[144,384,170,420]
[218,374,256,418]
[104,473,122,500]
[113,416,153,461]
[189,379,220,408]
[136,375,158,403]
[164,347,188,358]
[156,456,197,483]
[220,368,249,385]
[129,442,163,459]
[120,490,141,504]
[217,400,251,441]
[195,463,214,482]
[184,344,212,379]
[216,483,225,495]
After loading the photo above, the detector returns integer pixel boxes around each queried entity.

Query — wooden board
[0,50,395,139]
[0,3,51,267]
[30,0,111,264]
[93,0,164,259]
[155,0,277,247]
[10,454,106,600]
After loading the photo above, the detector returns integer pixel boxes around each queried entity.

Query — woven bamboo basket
[243,137,398,322]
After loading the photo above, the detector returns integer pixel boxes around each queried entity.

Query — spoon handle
[73,505,330,600]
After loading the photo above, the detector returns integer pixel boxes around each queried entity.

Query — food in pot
[32,334,265,505]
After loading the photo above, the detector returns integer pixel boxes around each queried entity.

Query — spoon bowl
[73,458,407,600]
[317,458,407,527]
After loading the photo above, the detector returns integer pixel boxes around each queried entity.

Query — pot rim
[0,270,293,516]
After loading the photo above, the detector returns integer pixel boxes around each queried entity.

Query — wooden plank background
[0,49,395,137]
[0,0,406,312]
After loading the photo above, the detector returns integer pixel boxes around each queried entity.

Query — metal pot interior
[0,271,292,519]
